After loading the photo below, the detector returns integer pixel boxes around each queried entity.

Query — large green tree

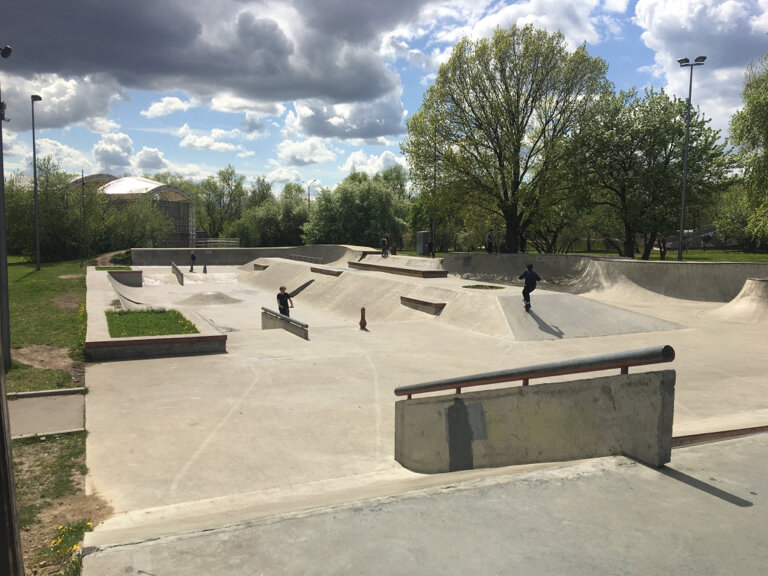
[401,24,609,252]
[199,165,247,238]
[729,51,768,243]
[570,88,730,258]
[303,171,409,247]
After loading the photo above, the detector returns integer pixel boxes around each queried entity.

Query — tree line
[5,24,767,262]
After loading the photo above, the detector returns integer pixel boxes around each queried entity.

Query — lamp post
[676,55,706,262]
[306,178,316,210]
[31,95,41,271]
[0,44,13,371]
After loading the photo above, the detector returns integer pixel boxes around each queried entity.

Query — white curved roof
[100,176,165,195]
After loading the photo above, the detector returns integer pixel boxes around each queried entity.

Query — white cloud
[267,166,303,183]
[177,124,239,152]
[277,138,336,166]
[634,0,768,135]
[141,97,194,118]
[93,132,134,173]
[135,147,169,171]
[340,149,406,175]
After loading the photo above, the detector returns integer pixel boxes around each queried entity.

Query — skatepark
[74,246,767,574]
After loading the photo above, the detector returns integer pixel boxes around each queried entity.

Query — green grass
[463,284,505,290]
[6,359,73,393]
[12,432,87,529]
[8,257,88,361]
[106,308,199,338]
[95,266,131,271]
[46,520,94,576]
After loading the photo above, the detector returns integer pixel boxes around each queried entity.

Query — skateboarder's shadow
[527,309,565,339]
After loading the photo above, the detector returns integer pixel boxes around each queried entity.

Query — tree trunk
[658,237,667,260]
[641,232,657,260]
[623,223,635,259]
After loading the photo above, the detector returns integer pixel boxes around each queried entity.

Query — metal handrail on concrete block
[170,261,184,286]
[261,307,309,340]
[395,345,675,399]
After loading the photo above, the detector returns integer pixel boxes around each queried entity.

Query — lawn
[106,308,199,337]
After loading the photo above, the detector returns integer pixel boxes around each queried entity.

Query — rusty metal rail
[394,345,675,399]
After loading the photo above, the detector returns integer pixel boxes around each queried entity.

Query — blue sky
[2,0,767,196]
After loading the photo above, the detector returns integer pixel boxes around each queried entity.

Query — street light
[677,55,706,261]
[306,178,317,210]
[31,95,42,271]
[0,45,13,372]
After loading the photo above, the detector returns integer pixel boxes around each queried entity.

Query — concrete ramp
[709,278,768,323]
[500,292,683,341]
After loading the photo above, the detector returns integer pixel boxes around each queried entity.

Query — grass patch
[9,257,87,361]
[6,359,73,393]
[463,284,505,290]
[45,520,93,576]
[106,308,199,338]
[95,266,131,271]
[12,432,87,529]
[109,250,132,266]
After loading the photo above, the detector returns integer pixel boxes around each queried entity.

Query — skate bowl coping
[261,307,310,340]
[394,345,675,399]
[395,346,676,472]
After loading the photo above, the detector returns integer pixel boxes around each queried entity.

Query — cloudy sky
[2,0,766,194]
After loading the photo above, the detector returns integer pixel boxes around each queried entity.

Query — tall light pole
[31,95,42,271]
[677,55,706,262]
[306,178,316,210]
[0,43,24,576]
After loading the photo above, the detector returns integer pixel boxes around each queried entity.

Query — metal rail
[394,345,675,399]
[261,307,309,329]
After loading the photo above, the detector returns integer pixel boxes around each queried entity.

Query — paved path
[81,255,768,574]
[8,392,84,438]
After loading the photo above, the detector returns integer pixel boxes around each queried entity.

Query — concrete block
[395,370,675,473]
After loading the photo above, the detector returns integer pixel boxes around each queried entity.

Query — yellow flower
[71,544,79,551]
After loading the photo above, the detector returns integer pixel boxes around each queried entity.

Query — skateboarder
[380,236,389,258]
[189,251,196,272]
[277,286,294,317]
[519,264,541,310]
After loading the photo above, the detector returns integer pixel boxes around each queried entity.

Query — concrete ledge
[400,296,446,314]
[7,387,85,400]
[395,370,675,472]
[170,261,184,286]
[261,307,309,340]
[107,270,142,287]
[348,261,448,278]
[85,334,227,361]
[290,254,324,264]
[253,263,270,271]
[311,266,343,277]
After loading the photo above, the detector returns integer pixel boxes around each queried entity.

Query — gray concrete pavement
[84,434,768,575]
[8,391,84,438]
[81,252,768,574]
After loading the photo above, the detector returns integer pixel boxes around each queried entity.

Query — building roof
[99,176,189,202]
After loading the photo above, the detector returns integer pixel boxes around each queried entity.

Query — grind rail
[395,345,675,399]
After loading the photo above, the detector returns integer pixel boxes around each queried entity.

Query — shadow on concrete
[658,466,753,508]
[527,309,565,339]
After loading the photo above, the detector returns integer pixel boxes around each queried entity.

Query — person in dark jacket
[518,264,541,310]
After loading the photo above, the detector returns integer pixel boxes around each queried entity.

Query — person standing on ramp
[519,264,541,310]
[277,286,294,317]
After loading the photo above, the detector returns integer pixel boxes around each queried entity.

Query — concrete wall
[131,245,365,266]
[443,252,768,301]
[395,370,675,473]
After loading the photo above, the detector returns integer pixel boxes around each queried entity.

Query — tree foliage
[303,171,409,247]
[569,88,730,258]
[199,165,247,238]
[402,24,609,252]
[730,51,768,243]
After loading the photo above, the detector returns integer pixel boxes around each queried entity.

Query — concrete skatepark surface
[79,248,768,574]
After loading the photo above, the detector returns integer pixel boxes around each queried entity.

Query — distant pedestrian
[189,251,197,272]
[277,286,294,317]
[485,231,494,253]
[519,264,541,310]
[380,236,389,258]
[427,238,435,258]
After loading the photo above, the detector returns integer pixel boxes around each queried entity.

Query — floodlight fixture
[0,46,11,59]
